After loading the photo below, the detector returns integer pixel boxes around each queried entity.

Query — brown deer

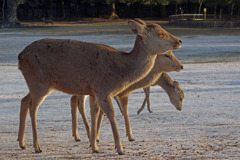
[137,73,184,114]
[18,19,182,155]
[41,17,54,25]
[71,50,183,143]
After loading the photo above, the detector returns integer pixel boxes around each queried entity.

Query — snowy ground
[0,61,239,159]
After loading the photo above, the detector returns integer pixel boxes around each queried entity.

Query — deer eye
[164,54,171,58]
[158,33,165,38]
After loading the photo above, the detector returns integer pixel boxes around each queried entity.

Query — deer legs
[117,96,135,141]
[71,96,80,141]
[93,95,124,155]
[18,93,31,150]
[137,87,152,114]
[18,93,45,153]
[71,96,91,142]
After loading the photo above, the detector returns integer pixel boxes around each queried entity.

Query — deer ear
[134,18,146,26]
[128,20,147,36]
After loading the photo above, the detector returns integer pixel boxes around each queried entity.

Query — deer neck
[130,36,157,65]
[110,36,157,97]
[157,73,174,96]
[127,36,157,82]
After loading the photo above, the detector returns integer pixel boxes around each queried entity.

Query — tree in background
[106,0,119,19]
[195,0,205,14]
[105,0,132,19]
[143,0,170,17]
[2,0,5,20]
[227,0,240,19]
[205,0,227,19]
[1,0,26,27]
[1,0,240,27]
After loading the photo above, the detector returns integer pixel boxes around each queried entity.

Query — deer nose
[180,65,183,70]
[179,39,182,44]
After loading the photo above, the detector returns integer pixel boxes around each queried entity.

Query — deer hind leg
[89,95,100,153]
[95,95,124,155]
[137,87,150,114]
[29,86,52,153]
[77,95,91,142]
[113,96,123,115]
[71,96,80,141]
[18,93,31,150]
[96,109,104,142]
[118,96,135,141]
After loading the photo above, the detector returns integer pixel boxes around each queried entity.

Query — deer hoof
[118,150,125,155]
[93,149,100,153]
[75,139,81,142]
[35,149,42,153]
[20,145,26,150]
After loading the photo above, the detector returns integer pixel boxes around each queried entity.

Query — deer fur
[137,73,184,114]
[71,50,183,142]
[18,19,182,154]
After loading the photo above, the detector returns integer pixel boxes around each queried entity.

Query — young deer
[137,73,184,114]
[18,19,182,154]
[71,50,183,143]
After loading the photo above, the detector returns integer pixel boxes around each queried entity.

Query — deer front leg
[18,93,31,149]
[70,96,80,141]
[89,95,100,153]
[145,87,153,113]
[137,96,147,114]
[95,95,124,155]
[118,96,135,141]
[137,87,151,114]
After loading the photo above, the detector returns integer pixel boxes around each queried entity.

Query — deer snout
[179,39,182,44]
[176,64,183,72]
[173,39,182,49]
[180,65,183,70]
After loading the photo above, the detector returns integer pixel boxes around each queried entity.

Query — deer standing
[18,19,182,154]
[71,50,184,142]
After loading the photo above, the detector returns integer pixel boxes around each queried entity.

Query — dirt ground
[0,62,240,159]
[0,20,239,159]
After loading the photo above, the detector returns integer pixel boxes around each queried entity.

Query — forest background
[1,0,240,27]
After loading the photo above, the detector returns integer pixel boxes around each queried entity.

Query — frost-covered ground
[0,21,240,159]
[0,62,239,159]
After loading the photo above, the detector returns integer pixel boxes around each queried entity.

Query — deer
[17,18,182,155]
[137,73,184,114]
[41,17,54,25]
[70,50,183,143]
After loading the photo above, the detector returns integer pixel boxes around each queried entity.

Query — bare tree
[1,0,26,27]
[2,0,6,20]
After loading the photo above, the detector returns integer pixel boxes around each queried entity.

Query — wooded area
[1,0,240,27]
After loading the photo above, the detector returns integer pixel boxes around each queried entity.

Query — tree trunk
[238,8,240,18]
[214,6,217,19]
[2,0,5,20]
[160,5,167,18]
[198,0,203,14]
[230,3,235,19]
[0,0,26,27]
[110,2,118,19]
[6,0,22,22]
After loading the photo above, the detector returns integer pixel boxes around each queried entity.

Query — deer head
[156,50,183,72]
[128,19,182,55]
[169,81,184,111]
